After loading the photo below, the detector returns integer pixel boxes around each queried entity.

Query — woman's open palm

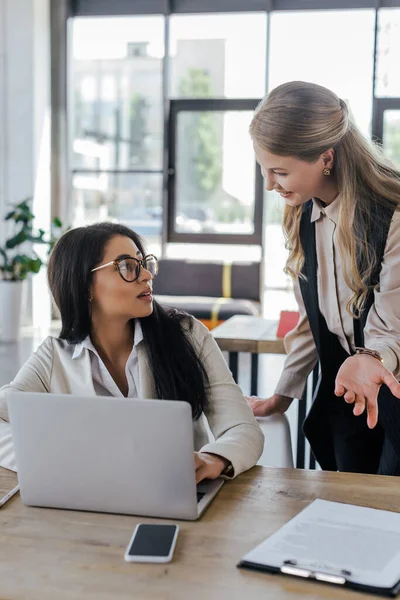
[335,354,400,428]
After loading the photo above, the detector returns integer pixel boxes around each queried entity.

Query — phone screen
[128,524,178,557]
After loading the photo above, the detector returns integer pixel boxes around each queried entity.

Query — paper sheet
[242,499,400,589]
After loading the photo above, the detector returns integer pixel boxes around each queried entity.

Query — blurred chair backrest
[256,414,294,469]
[155,259,261,302]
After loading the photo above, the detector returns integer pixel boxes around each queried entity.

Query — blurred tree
[129,93,148,167]
[178,69,222,203]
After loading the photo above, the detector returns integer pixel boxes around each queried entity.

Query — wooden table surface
[212,315,286,354]
[0,466,399,600]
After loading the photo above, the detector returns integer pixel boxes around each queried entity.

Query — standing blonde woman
[248,81,400,475]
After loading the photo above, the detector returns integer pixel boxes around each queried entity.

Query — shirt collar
[310,195,340,224]
[72,319,144,359]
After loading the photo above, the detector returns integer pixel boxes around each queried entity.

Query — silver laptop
[7,392,223,520]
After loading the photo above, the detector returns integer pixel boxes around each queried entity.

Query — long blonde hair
[250,81,400,316]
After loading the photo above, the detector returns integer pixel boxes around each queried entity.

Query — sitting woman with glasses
[0,222,264,480]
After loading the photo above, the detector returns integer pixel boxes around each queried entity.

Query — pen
[0,484,20,508]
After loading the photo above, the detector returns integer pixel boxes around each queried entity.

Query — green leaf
[52,217,62,228]
[4,210,17,221]
[14,212,34,224]
[16,199,32,210]
[0,247,9,268]
[5,230,27,249]
[26,233,47,244]
[30,258,42,273]
[12,254,31,265]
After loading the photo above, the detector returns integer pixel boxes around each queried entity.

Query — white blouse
[73,321,143,398]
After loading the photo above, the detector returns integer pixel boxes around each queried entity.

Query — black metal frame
[372,98,400,143]
[167,98,264,245]
[72,0,400,16]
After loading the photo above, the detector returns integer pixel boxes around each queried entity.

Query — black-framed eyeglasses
[91,254,158,283]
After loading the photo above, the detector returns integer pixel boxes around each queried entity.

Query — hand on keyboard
[194,452,229,484]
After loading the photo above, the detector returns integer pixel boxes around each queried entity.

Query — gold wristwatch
[354,347,384,363]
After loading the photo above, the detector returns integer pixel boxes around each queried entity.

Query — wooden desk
[212,315,285,396]
[1,466,399,599]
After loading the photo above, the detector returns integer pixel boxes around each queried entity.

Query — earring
[323,168,331,176]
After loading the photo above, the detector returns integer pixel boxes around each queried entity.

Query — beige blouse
[275,197,400,400]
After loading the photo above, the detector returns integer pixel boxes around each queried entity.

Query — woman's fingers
[365,394,379,429]
[353,393,366,417]
[334,383,345,397]
[343,390,355,404]
[195,466,206,484]
[246,396,268,417]
[382,371,400,399]
[194,452,203,471]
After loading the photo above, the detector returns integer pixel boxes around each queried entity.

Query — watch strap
[354,347,383,363]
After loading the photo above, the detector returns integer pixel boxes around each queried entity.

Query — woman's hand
[335,354,400,429]
[246,394,293,417]
[194,452,229,484]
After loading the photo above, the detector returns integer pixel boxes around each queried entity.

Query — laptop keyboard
[197,491,206,503]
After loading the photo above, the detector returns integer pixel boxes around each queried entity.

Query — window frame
[72,0,400,17]
[372,97,400,144]
[167,98,264,245]
[64,2,399,250]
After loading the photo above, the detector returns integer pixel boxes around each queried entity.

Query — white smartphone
[124,523,179,563]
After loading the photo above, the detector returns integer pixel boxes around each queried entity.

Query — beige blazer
[275,197,400,400]
[0,318,264,475]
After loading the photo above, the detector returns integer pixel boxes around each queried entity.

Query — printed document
[242,499,400,589]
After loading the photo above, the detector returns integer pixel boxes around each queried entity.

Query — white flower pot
[0,281,24,342]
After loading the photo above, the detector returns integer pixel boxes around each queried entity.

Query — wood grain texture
[212,316,286,354]
[0,466,399,599]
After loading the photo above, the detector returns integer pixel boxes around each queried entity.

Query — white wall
[0,0,51,327]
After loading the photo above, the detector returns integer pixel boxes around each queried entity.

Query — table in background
[0,467,399,600]
[212,315,285,396]
[211,315,311,467]
[211,315,320,470]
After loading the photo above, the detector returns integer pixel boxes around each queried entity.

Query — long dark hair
[47,222,209,419]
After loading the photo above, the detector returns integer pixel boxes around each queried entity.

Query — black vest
[298,199,400,472]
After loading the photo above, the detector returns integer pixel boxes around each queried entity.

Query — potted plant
[0,199,63,342]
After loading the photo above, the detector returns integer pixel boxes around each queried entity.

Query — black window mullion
[73,0,167,16]
[171,0,268,12]
[71,169,163,174]
[72,0,400,16]
[161,10,171,255]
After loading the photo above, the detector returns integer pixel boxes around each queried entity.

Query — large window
[68,5,399,316]
[269,10,376,137]
[166,13,267,246]
[168,101,262,244]
[70,16,164,254]
[262,8,376,310]
[376,9,400,98]
[169,13,267,99]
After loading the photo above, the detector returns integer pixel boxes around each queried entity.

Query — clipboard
[238,558,400,597]
[237,499,400,597]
